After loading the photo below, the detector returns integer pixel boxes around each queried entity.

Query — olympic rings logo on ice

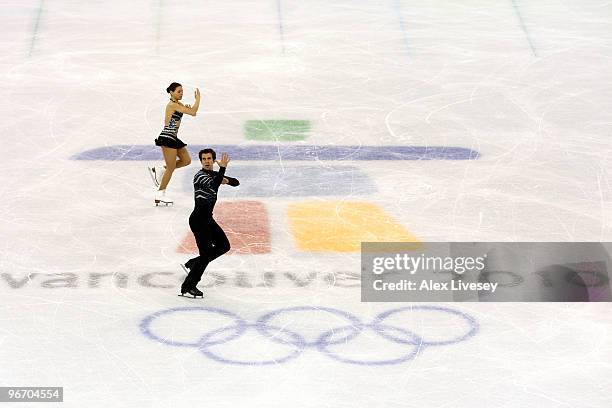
[140,306,479,366]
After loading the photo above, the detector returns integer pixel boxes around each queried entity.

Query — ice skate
[154,190,173,206]
[180,262,191,274]
[147,165,165,188]
[179,287,203,299]
[180,259,196,274]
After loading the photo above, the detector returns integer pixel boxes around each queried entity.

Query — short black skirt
[155,135,187,149]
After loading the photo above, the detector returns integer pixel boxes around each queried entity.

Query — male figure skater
[180,148,239,298]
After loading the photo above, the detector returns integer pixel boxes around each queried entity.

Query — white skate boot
[147,165,165,188]
[154,189,173,206]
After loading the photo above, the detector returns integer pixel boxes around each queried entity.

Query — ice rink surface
[1,0,612,406]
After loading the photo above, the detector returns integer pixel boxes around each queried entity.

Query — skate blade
[178,293,204,299]
[147,166,160,188]
[155,200,173,206]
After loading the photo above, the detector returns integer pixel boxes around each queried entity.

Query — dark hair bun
[166,82,182,94]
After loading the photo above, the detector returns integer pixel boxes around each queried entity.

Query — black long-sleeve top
[192,167,239,214]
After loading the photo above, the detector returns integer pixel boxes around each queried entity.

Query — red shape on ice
[177,201,271,255]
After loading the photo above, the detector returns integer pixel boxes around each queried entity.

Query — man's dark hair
[199,148,216,161]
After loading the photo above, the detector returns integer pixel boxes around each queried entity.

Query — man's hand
[221,177,229,184]
[216,153,230,168]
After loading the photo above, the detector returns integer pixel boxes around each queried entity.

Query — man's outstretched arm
[222,176,240,187]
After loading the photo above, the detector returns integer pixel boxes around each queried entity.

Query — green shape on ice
[244,120,310,141]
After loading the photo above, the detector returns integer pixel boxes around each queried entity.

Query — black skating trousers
[182,209,230,290]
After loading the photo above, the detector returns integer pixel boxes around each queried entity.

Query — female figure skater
[148,82,201,205]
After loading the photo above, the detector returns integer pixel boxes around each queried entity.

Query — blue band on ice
[71,145,480,161]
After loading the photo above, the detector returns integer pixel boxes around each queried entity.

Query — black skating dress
[155,110,186,149]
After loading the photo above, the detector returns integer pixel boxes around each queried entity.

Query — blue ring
[199,323,305,366]
[318,324,423,366]
[257,306,364,347]
[140,306,247,347]
[372,306,479,346]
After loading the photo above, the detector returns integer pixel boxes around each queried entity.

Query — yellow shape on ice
[287,201,419,252]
